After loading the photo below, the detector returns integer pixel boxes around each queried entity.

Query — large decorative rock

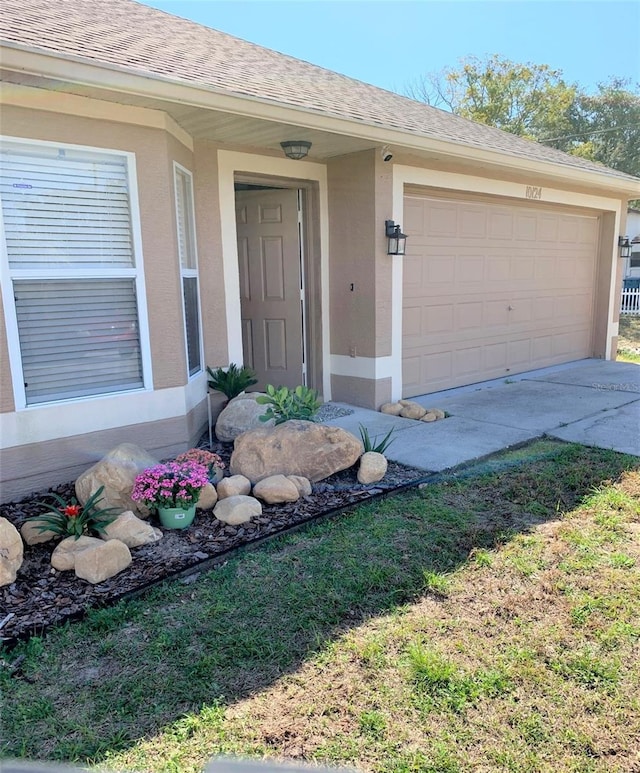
[215,393,274,443]
[214,495,262,526]
[253,475,300,504]
[358,452,388,484]
[51,535,103,571]
[0,517,23,586]
[380,402,403,416]
[196,483,218,510]
[101,511,162,548]
[398,400,427,420]
[287,475,312,497]
[217,475,252,499]
[421,412,438,422]
[74,539,132,584]
[75,443,158,518]
[20,520,58,546]
[230,421,363,483]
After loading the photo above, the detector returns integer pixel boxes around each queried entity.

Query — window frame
[0,135,153,410]
[173,161,204,379]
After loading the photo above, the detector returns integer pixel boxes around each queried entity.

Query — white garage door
[402,193,599,397]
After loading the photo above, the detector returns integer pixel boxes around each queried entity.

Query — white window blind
[0,140,145,406]
[14,279,143,404]
[174,165,202,376]
[1,145,134,270]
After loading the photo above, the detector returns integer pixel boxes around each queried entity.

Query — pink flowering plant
[175,448,225,479]
[131,461,209,510]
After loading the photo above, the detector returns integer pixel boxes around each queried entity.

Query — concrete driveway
[325,359,640,473]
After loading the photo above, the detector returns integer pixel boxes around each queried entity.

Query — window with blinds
[0,140,145,406]
[174,165,202,376]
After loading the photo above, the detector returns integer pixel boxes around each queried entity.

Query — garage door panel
[558,217,581,242]
[456,256,485,282]
[426,202,458,237]
[515,214,537,241]
[402,304,422,338]
[456,302,484,330]
[454,346,482,376]
[402,194,598,396]
[460,207,487,237]
[425,304,454,334]
[532,335,553,361]
[427,255,456,283]
[485,300,510,327]
[537,216,559,241]
[511,259,535,281]
[485,342,508,369]
[508,338,532,365]
[489,211,514,239]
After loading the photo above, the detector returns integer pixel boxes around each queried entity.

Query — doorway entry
[235,183,306,391]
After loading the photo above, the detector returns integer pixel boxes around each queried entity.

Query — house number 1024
[525,185,543,200]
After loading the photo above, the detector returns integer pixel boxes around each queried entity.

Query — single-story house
[1,0,639,501]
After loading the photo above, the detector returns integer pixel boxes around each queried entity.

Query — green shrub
[359,423,395,454]
[206,363,257,400]
[256,384,322,424]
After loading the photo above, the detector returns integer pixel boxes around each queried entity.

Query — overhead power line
[540,123,640,144]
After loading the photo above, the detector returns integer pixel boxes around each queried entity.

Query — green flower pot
[157,505,196,529]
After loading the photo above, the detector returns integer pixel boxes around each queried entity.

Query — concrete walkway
[324,359,640,473]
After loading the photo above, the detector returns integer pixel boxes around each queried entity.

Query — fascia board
[2,42,640,196]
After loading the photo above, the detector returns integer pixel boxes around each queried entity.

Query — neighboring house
[1,0,639,501]
[623,207,640,280]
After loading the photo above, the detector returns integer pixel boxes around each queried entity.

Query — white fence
[621,287,640,315]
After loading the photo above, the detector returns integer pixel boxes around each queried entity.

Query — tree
[407,55,578,142]
[407,57,640,183]
[563,79,640,179]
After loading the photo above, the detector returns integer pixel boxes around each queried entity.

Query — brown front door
[235,188,304,390]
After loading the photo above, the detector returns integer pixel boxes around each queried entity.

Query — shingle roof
[1,0,638,184]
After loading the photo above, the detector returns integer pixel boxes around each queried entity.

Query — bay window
[0,138,148,406]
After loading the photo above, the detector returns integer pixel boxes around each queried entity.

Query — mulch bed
[0,438,426,648]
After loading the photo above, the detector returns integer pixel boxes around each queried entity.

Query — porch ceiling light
[385,220,407,255]
[619,236,631,258]
[280,140,312,160]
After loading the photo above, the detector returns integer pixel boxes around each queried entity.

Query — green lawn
[2,441,639,773]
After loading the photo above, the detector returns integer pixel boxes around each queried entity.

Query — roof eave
[2,42,640,196]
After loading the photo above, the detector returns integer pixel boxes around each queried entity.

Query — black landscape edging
[0,471,433,651]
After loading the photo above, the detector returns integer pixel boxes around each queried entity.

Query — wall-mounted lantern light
[280,140,312,160]
[385,220,407,255]
[619,236,631,258]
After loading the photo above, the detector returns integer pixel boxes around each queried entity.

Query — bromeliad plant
[257,384,322,425]
[131,461,209,511]
[175,448,225,480]
[28,486,118,540]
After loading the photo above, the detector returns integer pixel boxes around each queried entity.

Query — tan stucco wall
[328,151,376,358]
[330,375,392,409]
[0,405,208,503]
[327,150,394,357]
[0,104,190,397]
[192,139,230,371]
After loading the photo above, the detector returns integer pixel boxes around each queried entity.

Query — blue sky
[137,1,639,97]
